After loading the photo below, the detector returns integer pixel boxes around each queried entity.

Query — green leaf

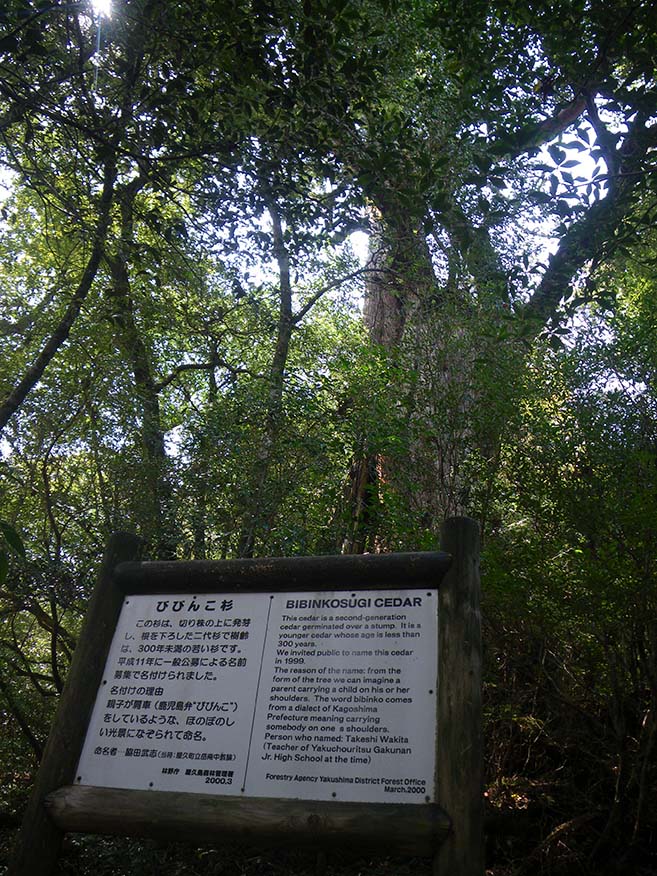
[530,190,552,204]
[0,521,25,558]
[548,144,566,165]
[0,35,18,53]
[576,126,591,144]
[562,141,587,152]
[0,550,7,585]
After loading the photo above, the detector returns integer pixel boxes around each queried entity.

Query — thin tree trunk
[0,673,42,761]
[0,157,117,435]
[238,200,293,558]
[340,454,380,555]
[106,182,175,559]
[190,348,220,560]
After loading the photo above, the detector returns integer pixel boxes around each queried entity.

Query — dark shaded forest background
[1,0,656,873]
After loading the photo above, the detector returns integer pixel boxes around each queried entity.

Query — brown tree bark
[342,206,440,554]
[238,199,294,558]
[105,179,176,559]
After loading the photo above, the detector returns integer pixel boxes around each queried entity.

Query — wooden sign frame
[10,517,482,876]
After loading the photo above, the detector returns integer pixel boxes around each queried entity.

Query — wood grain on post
[114,550,452,593]
[9,532,142,876]
[45,785,451,856]
[435,516,483,876]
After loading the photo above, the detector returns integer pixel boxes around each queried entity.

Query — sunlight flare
[91,0,111,16]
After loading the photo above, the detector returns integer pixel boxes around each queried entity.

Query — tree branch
[0,154,117,435]
[154,358,256,393]
[292,263,376,324]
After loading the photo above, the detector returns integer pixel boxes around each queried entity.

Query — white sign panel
[77,589,438,804]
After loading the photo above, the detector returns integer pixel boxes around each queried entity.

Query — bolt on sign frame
[10,517,482,876]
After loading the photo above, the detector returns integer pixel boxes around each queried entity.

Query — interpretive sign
[12,529,483,876]
[77,589,437,804]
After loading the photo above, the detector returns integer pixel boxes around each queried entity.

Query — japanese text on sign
[77,589,438,804]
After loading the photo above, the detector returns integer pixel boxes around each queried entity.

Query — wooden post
[44,786,451,855]
[9,532,142,876]
[435,516,483,876]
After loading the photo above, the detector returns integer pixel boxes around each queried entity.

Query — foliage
[481,296,657,871]
[0,0,657,873]
[0,521,24,585]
